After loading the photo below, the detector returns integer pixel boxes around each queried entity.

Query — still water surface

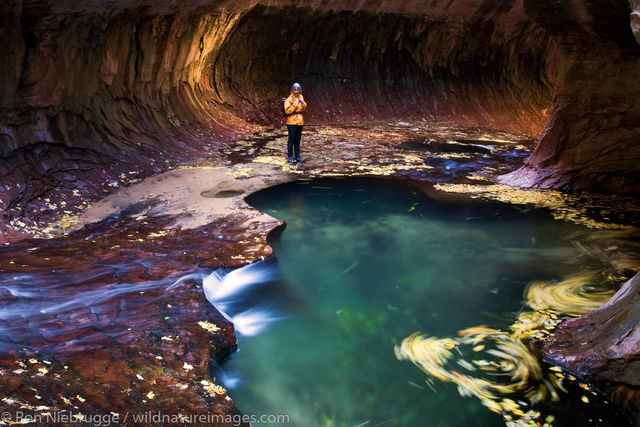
[217,178,620,426]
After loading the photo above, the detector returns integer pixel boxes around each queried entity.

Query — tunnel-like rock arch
[2,0,640,421]
[2,0,639,235]
[3,0,639,236]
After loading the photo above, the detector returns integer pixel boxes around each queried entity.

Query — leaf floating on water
[457,359,477,372]
[524,269,614,315]
[210,384,226,396]
[396,324,551,425]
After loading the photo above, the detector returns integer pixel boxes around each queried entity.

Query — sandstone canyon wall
[1,0,559,241]
[1,0,640,421]
[2,1,639,241]
[501,0,640,194]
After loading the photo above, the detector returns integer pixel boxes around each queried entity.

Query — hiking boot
[295,156,306,163]
[288,157,297,165]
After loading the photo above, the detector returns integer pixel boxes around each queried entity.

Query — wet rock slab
[543,272,640,419]
[0,212,277,425]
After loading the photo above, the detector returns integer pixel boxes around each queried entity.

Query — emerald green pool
[217,178,626,426]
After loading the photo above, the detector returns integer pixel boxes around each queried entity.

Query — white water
[201,260,283,336]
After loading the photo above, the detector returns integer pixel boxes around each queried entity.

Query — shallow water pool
[217,178,627,426]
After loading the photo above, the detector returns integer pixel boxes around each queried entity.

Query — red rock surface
[0,214,275,426]
[1,0,555,239]
[543,272,640,417]
[500,0,640,194]
[1,0,640,423]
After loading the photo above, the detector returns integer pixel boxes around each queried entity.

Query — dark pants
[287,125,303,158]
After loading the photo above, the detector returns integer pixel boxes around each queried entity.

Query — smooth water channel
[217,178,624,426]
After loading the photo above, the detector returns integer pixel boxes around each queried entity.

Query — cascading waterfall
[202,260,284,336]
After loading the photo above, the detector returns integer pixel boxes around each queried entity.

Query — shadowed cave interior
[1,0,640,425]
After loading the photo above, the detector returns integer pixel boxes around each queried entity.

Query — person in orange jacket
[284,82,308,164]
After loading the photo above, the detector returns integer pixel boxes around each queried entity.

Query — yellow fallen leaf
[198,321,221,334]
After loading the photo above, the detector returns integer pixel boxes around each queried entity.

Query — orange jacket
[284,94,307,125]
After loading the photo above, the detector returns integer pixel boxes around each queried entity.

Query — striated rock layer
[1,0,640,422]
[500,0,640,194]
[2,0,558,241]
[2,0,639,240]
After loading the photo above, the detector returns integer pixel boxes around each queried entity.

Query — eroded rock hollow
[3,0,639,238]
[1,0,640,423]
[0,0,599,239]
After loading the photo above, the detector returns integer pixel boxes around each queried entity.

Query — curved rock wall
[0,0,556,238]
[543,272,640,417]
[500,0,640,194]
[1,0,639,235]
[0,2,254,237]
[212,3,552,131]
